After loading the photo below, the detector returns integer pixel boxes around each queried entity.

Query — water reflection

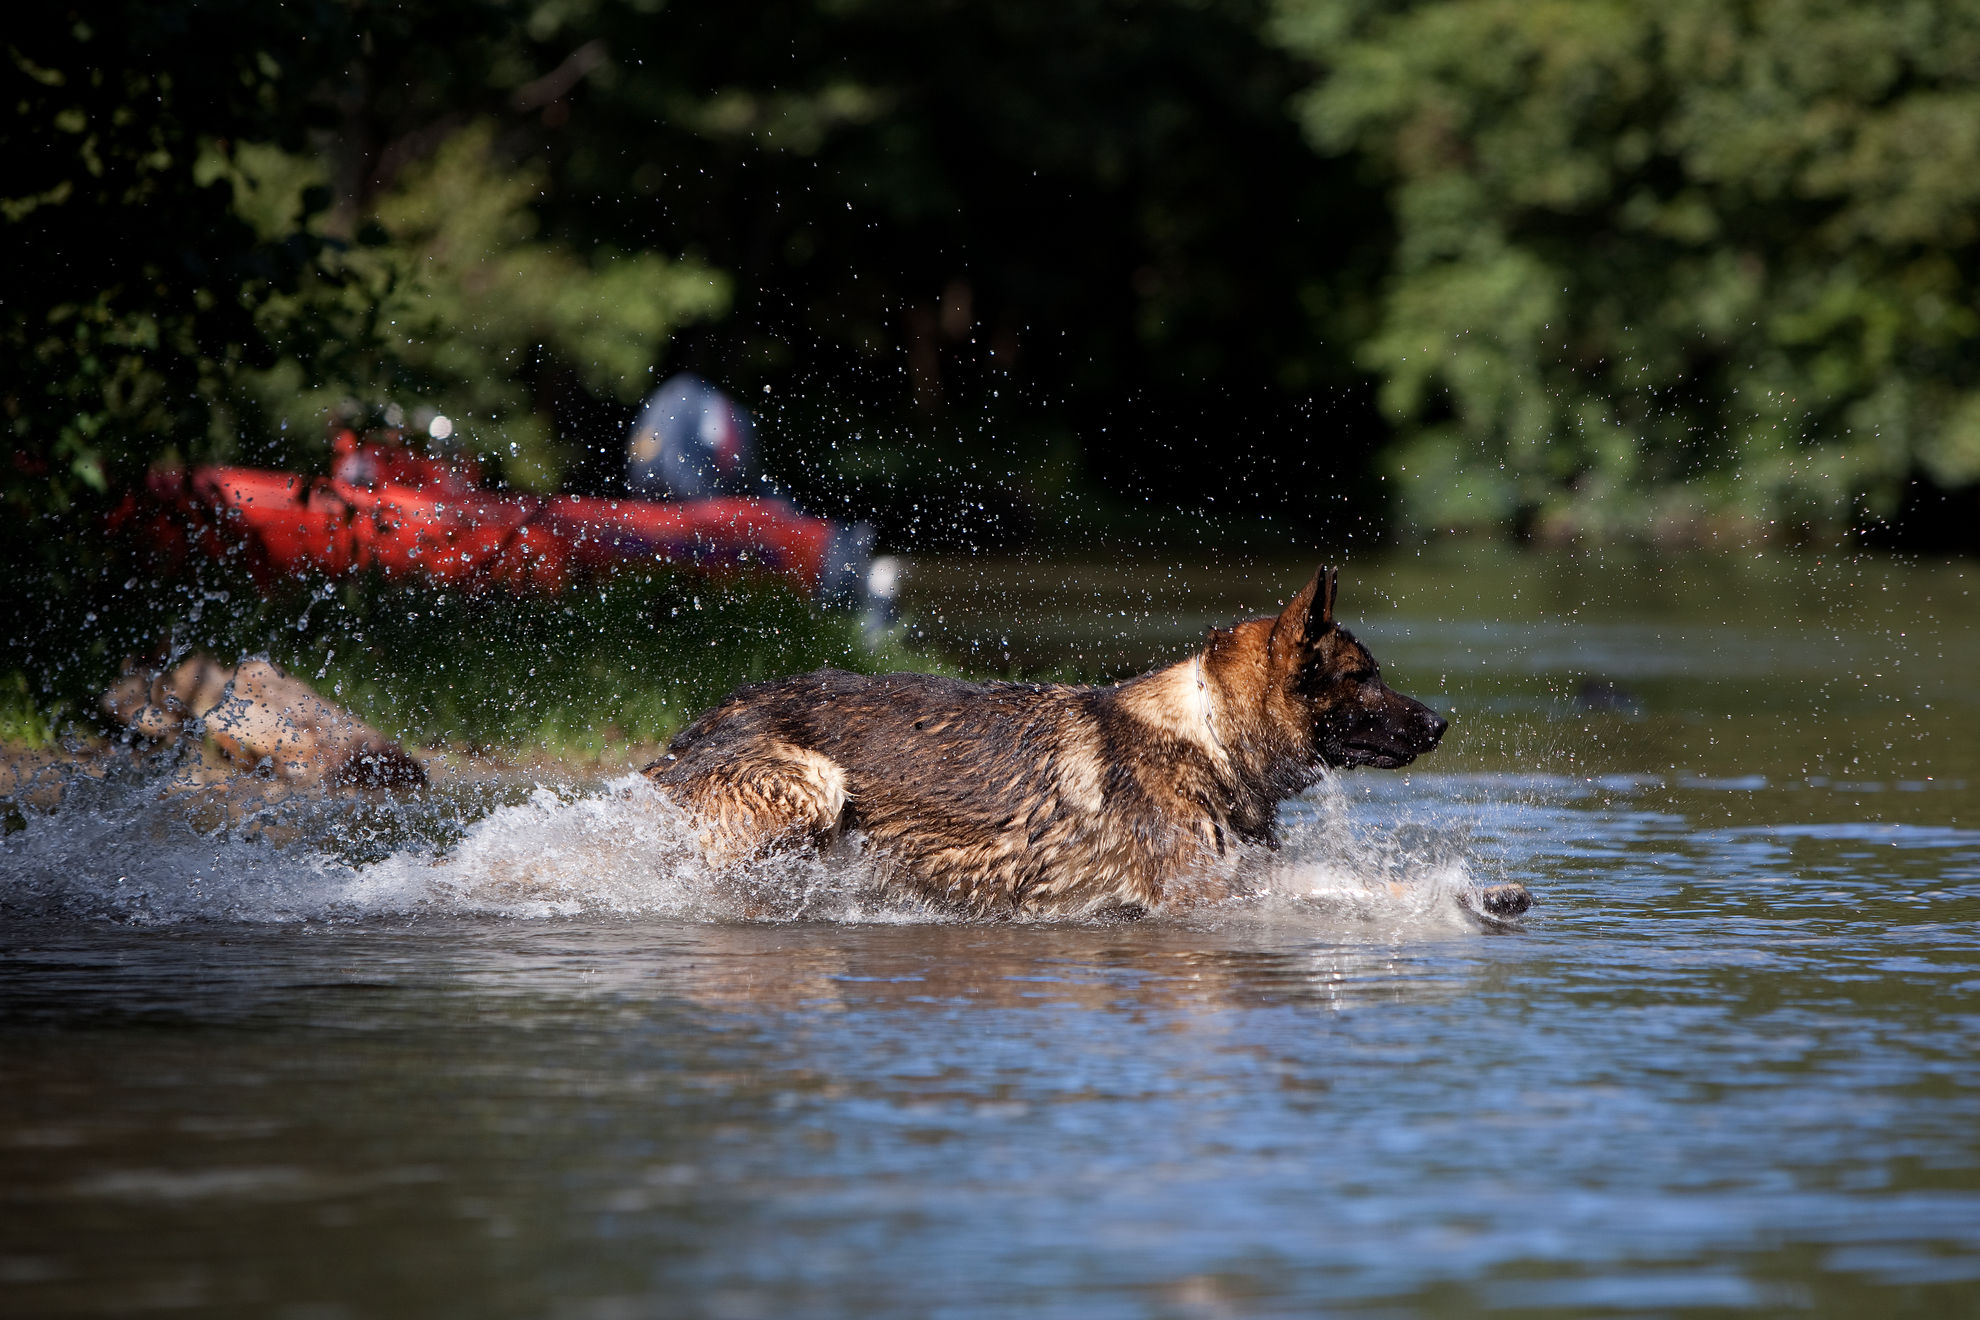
[0,919,1481,1026]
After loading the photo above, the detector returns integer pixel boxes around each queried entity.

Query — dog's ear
[1270,564,1337,656]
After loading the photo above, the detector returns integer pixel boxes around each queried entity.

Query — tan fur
[669,740,848,867]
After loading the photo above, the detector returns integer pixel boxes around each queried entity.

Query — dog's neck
[1114,656,1230,768]
[1112,645,1311,834]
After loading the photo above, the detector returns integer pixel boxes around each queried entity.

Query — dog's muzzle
[1340,698,1447,769]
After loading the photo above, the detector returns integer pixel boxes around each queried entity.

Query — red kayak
[122,431,870,605]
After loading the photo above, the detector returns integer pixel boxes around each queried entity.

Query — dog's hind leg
[646,741,849,869]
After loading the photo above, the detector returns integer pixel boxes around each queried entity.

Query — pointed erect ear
[1270,564,1338,655]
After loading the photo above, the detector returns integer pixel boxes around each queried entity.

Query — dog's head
[1252,566,1447,771]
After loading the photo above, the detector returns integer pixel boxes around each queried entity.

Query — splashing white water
[1253,776,1486,927]
[1,769,1497,929]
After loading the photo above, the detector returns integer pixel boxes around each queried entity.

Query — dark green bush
[1275,0,1980,540]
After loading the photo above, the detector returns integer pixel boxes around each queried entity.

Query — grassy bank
[1,568,935,764]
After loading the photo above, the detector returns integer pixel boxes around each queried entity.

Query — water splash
[2,768,1500,929]
[1232,775,1490,931]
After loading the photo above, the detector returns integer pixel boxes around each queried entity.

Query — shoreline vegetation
[1,567,930,760]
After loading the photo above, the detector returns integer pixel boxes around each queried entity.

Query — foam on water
[1,768,1494,930]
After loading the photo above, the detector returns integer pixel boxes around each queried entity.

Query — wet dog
[646,566,1528,918]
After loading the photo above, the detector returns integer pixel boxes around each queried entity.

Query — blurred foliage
[215,126,728,490]
[5,5,332,542]
[13,0,1980,558]
[533,0,1389,534]
[1274,0,1980,541]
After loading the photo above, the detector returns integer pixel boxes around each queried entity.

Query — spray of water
[2,765,1497,931]
[1250,774,1486,927]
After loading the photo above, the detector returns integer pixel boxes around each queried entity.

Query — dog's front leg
[650,742,850,874]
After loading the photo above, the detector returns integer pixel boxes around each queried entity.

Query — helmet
[626,373,756,501]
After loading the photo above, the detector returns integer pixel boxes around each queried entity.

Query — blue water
[3,549,1978,1316]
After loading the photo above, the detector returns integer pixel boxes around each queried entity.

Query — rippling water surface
[4,548,1977,1316]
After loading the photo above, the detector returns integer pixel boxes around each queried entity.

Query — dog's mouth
[1341,740,1423,769]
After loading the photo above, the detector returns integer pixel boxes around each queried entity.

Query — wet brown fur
[644,567,1450,916]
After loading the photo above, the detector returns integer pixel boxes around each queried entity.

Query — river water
[3,547,1977,1316]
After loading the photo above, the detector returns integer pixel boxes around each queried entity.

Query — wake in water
[1,766,1503,930]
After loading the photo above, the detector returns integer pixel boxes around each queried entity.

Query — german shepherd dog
[645,566,1530,919]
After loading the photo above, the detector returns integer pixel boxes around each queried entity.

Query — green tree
[3,3,725,510]
[3,4,341,521]
[219,127,727,489]
[0,2,725,731]
[1275,0,1980,540]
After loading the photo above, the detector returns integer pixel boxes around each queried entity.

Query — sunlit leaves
[1275,0,1980,540]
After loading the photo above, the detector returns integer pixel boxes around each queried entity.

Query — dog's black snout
[1424,708,1448,745]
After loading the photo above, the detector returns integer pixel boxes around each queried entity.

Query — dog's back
[647,667,1243,913]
